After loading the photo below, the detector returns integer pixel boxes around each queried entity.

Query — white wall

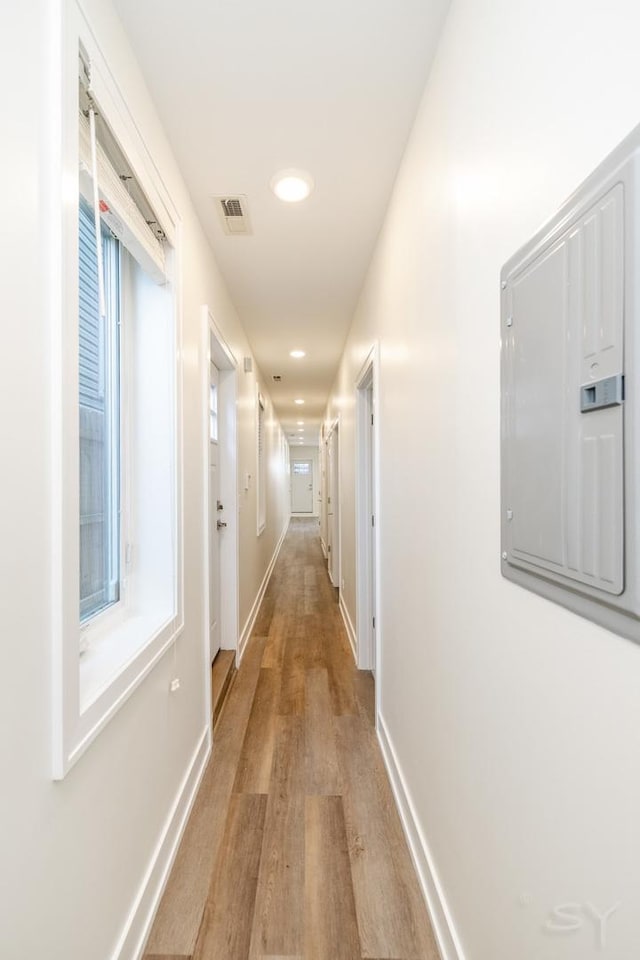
[325,1,640,957]
[290,445,321,517]
[0,0,288,957]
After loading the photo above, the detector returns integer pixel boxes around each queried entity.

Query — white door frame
[325,415,341,592]
[201,307,239,724]
[356,344,381,687]
[208,359,221,662]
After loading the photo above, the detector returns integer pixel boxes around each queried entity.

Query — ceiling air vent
[215,195,252,236]
[272,374,282,382]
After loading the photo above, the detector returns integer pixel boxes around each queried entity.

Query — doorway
[356,346,380,678]
[208,359,221,660]
[291,459,314,513]
[202,308,239,686]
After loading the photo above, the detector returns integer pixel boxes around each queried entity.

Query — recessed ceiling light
[297,420,304,425]
[271,169,314,203]
[294,398,305,405]
[290,349,306,359]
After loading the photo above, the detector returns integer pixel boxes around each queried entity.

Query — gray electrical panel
[501,125,640,642]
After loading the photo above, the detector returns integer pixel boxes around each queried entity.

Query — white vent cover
[215,195,252,235]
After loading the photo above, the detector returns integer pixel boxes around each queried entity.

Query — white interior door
[209,360,221,661]
[326,439,333,565]
[291,459,313,513]
[356,351,379,673]
[327,427,339,586]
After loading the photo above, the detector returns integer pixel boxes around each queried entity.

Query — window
[209,382,218,443]
[51,26,182,779]
[257,391,266,534]
[292,461,311,475]
[78,199,121,623]
[76,99,176,657]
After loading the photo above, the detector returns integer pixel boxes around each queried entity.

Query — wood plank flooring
[144,518,439,960]
[211,649,236,727]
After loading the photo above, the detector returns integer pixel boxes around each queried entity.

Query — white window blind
[78,199,103,410]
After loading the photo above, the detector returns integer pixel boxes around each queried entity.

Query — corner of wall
[376,713,465,960]
[338,593,357,663]
[238,517,289,662]
[113,727,210,960]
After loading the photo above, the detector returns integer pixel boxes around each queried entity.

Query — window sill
[80,608,172,710]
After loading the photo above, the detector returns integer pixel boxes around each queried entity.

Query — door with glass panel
[291,459,313,513]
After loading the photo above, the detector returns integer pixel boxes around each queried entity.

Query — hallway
[144,518,438,960]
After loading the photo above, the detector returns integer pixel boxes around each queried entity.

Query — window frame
[50,7,184,780]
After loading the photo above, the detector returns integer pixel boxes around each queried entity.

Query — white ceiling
[114,0,449,445]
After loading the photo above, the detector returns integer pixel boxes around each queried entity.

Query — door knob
[217,520,227,530]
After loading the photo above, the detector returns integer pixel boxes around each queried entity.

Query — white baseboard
[338,593,357,664]
[112,725,211,960]
[377,714,465,960]
[238,520,288,662]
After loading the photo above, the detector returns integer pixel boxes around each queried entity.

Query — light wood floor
[211,649,235,727]
[144,518,439,960]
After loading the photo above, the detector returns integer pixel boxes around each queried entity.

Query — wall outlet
[169,678,180,693]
